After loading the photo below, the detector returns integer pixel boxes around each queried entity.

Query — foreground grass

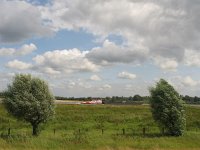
[0,104,200,149]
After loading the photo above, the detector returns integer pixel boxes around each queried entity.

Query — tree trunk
[32,123,39,136]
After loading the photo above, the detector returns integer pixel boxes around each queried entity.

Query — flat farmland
[0,104,200,150]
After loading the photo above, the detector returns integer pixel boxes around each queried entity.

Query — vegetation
[55,95,150,104]
[149,79,186,136]
[0,104,200,149]
[181,95,200,104]
[0,92,4,97]
[55,95,200,105]
[3,74,55,136]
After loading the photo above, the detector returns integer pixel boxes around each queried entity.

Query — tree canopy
[149,79,186,136]
[3,74,55,136]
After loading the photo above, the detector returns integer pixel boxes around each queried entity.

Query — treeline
[181,95,200,104]
[103,95,200,104]
[55,95,150,104]
[55,96,93,101]
[55,95,200,105]
[103,95,149,104]
[1,92,200,104]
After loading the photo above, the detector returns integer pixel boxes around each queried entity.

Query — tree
[133,94,142,101]
[149,79,185,136]
[3,74,55,136]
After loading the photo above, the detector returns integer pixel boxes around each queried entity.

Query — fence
[1,126,199,138]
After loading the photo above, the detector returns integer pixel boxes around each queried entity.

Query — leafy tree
[149,79,185,136]
[3,74,55,136]
[133,94,142,101]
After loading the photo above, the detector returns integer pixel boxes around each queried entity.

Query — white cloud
[118,71,136,80]
[184,49,200,67]
[153,56,178,71]
[16,43,37,55]
[43,67,60,75]
[6,59,33,70]
[0,48,15,56]
[2,0,200,97]
[0,43,37,56]
[40,0,200,67]
[86,40,148,65]
[99,84,112,91]
[33,48,100,75]
[90,75,101,81]
[182,76,198,87]
[103,84,112,89]
[0,0,51,43]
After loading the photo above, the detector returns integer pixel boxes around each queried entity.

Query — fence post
[102,129,104,135]
[8,128,11,136]
[54,129,56,135]
[122,128,125,135]
[78,129,80,134]
[143,127,146,136]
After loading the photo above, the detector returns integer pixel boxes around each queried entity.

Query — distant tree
[149,79,185,136]
[194,96,200,103]
[0,92,4,98]
[133,94,142,101]
[3,74,55,136]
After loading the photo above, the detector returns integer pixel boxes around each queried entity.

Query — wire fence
[1,125,200,139]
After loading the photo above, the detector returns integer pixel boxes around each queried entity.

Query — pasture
[0,104,200,149]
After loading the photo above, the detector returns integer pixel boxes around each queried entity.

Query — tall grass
[0,104,200,149]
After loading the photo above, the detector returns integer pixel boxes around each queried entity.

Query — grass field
[0,104,200,150]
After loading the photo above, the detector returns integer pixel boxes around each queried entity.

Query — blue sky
[0,0,200,97]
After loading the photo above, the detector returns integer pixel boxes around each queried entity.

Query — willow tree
[3,74,55,136]
[149,79,185,136]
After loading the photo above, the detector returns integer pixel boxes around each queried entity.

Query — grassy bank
[0,104,200,149]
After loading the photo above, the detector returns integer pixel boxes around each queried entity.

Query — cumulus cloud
[16,43,37,55]
[90,75,101,81]
[118,71,136,80]
[184,49,200,67]
[99,84,112,91]
[6,59,33,70]
[153,56,178,71]
[33,48,100,75]
[40,0,200,66]
[0,48,15,56]
[86,40,148,65]
[182,76,198,87]
[0,43,37,56]
[2,0,200,97]
[159,75,200,97]
[0,0,51,43]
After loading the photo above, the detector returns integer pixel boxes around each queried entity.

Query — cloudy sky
[0,0,200,97]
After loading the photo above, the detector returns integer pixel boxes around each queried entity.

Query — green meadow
[0,104,200,150]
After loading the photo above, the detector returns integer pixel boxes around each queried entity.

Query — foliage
[149,79,186,136]
[182,95,200,104]
[55,95,150,104]
[3,74,55,136]
[0,92,5,98]
[103,96,149,104]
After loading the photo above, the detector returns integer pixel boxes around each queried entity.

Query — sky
[0,0,200,97]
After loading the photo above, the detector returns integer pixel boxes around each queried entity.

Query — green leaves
[3,74,55,135]
[149,79,186,136]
